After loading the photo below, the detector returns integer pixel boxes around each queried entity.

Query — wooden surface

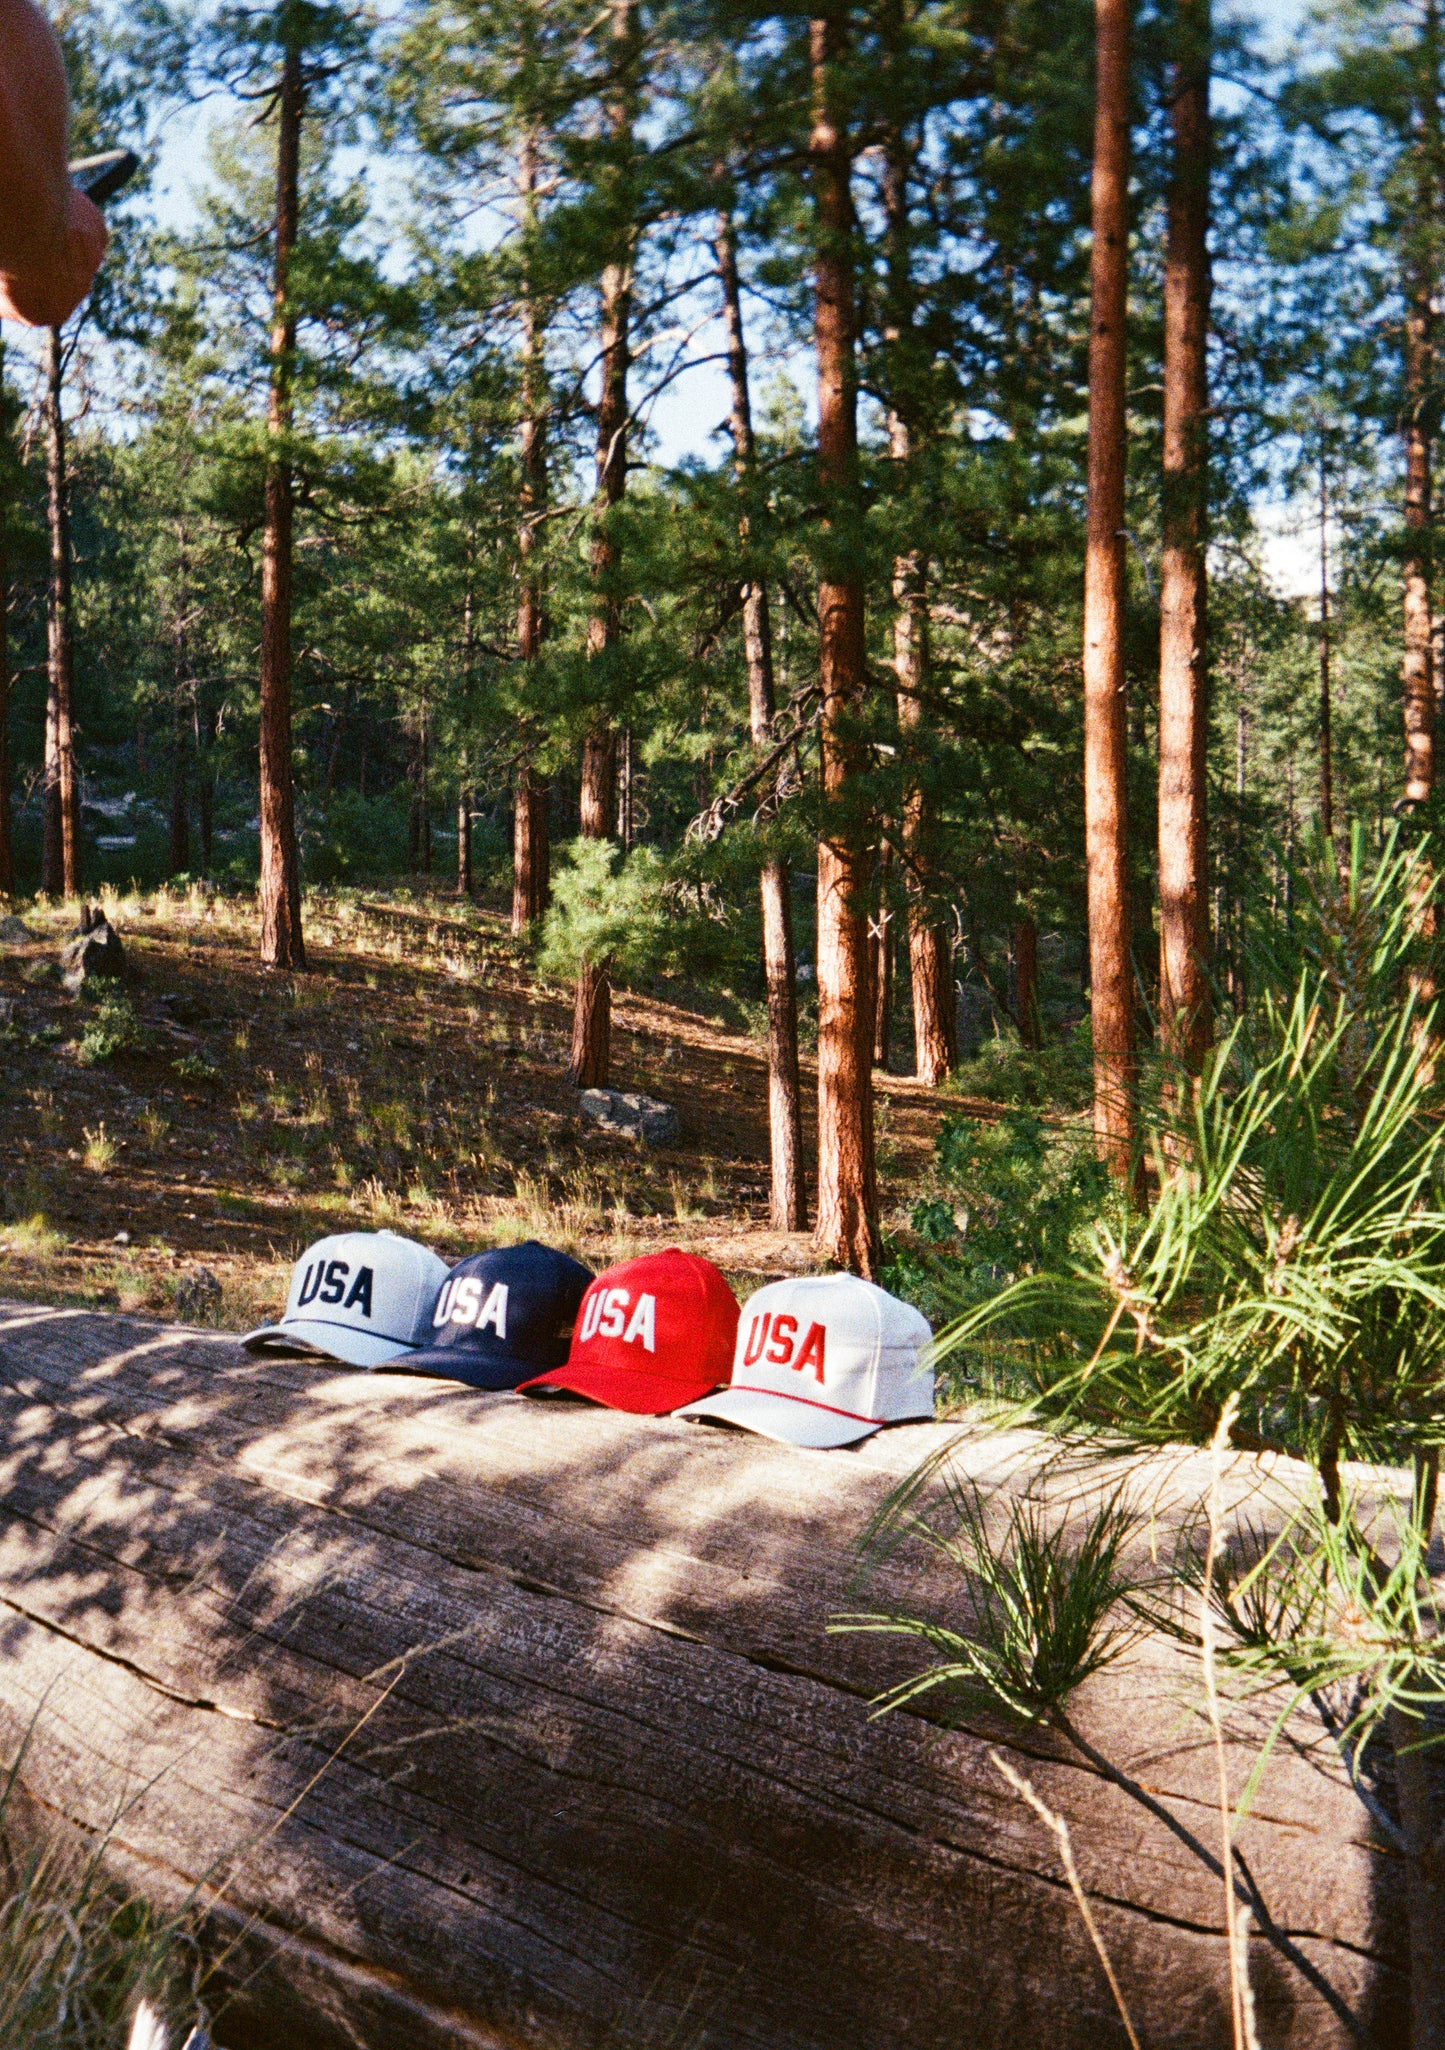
[0,1301,1405,2049]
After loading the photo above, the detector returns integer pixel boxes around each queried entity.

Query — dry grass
[0,885,953,1321]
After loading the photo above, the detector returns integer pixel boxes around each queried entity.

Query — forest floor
[0,885,995,1330]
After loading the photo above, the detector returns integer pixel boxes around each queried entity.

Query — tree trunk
[1157,0,1212,1076]
[716,203,806,1230]
[1011,917,1040,1050]
[1082,0,1137,1182]
[1319,455,1333,841]
[872,854,894,1070]
[512,127,552,937]
[1403,275,1435,809]
[0,1308,1392,2050]
[811,12,878,1279]
[196,695,215,876]
[43,325,78,900]
[1385,1701,1445,2050]
[258,43,306,970]
[570,2,636,1090]
[0,339,10,899]
[457,785,472,897]
[169,525,190,877]
[569,725,617,1088]
[882,111,955,1088]
[513,769,550,932]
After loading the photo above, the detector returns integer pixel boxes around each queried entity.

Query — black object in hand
[68,149,139,205]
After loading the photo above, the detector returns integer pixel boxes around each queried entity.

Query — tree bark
[1318,455,1333,842]
[569,0,636,1089]
[569,725,617,1088]
[811,12,878,1278]
[457,785,472,897]
[196,694,215,876]
[512,126,552,937]
[42,325,78,900]
[0,1307,1392,2050]
[872,851,894,1070]
[169,524,190,877]
[0,338,10,898]
[882,112,955,1088]
[1082,0,1137,1181]
[716,203,806,1230]
[1010,917,1041,1049]
[258,42,306,969]
[1157,0,1212,1076]
[1403,275,1435,809]
[513,769,550,931]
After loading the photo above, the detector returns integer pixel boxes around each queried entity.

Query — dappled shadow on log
[0,1302,1407,2050]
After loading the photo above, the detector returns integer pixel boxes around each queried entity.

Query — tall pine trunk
[258,43,306,970]
[872,843,894,1069]
[1082,0,1137,1181]
[570,0,635,1089]
[1318,454,1334,840]
[1010,916,1040,1049]
[169,525,190,876]
[43,326,78,900]
[883,109,955,1086]
[716,203,806,1230]
[1403,272,1435,809]
[512,127,552,936]
[811,12,878,1278]
[457,778,472,896]
[0,338,10,899]
[1157,0,1212,1075]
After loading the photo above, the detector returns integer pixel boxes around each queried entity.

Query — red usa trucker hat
[518,1248,738,1413]
[673,1273,933,1448]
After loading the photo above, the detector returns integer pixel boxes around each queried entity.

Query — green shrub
[75,992,146,1067]
[884,1112,1109,1368]
[949,1019,1093,1112]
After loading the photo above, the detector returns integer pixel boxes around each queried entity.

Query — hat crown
[276,1231,448,1354]
[727,1273,933,1427]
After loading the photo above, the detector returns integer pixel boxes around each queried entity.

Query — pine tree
[1082,0,1137,1177]
[1157,0,1212,1074]
[810,9,877,1276]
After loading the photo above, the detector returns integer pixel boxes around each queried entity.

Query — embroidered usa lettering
[579,1287,657,1352]
[740,1312,826,1382]
[297,1259,374,1320]
[434,1276,509,1337]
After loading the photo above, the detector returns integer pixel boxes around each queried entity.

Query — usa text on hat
[518,1247,738,1413]
[397,1241,594,1390]
[242,1230,449,1370]
[673,1273,933,1447]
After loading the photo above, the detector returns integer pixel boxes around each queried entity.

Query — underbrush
[883,1111,1112,1399]
[947,1020,1094,1112]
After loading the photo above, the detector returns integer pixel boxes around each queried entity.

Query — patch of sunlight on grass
[82,1123,118,1173]
[0,1213,66,1257]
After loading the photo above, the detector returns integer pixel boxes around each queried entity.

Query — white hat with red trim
[672,1273,934,1448]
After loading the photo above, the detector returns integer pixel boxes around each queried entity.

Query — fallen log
[0,1300,1405,2049]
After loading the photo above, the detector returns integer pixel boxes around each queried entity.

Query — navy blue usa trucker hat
[396,1241,595,1390]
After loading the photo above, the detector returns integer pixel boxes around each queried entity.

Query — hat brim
[673,1385,883,1448]
[240,1318,418,1369]
[383,1345,544,1390]
[517,1362,722,1415]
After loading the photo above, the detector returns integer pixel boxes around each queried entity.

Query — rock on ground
[60,906,126,992]
[579,1086,681,1145]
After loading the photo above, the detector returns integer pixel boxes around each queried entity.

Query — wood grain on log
[0,1303,1405,2048]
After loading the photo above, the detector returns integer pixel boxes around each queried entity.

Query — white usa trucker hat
[673,1273,934,1448]
[242,1230,449,1369]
